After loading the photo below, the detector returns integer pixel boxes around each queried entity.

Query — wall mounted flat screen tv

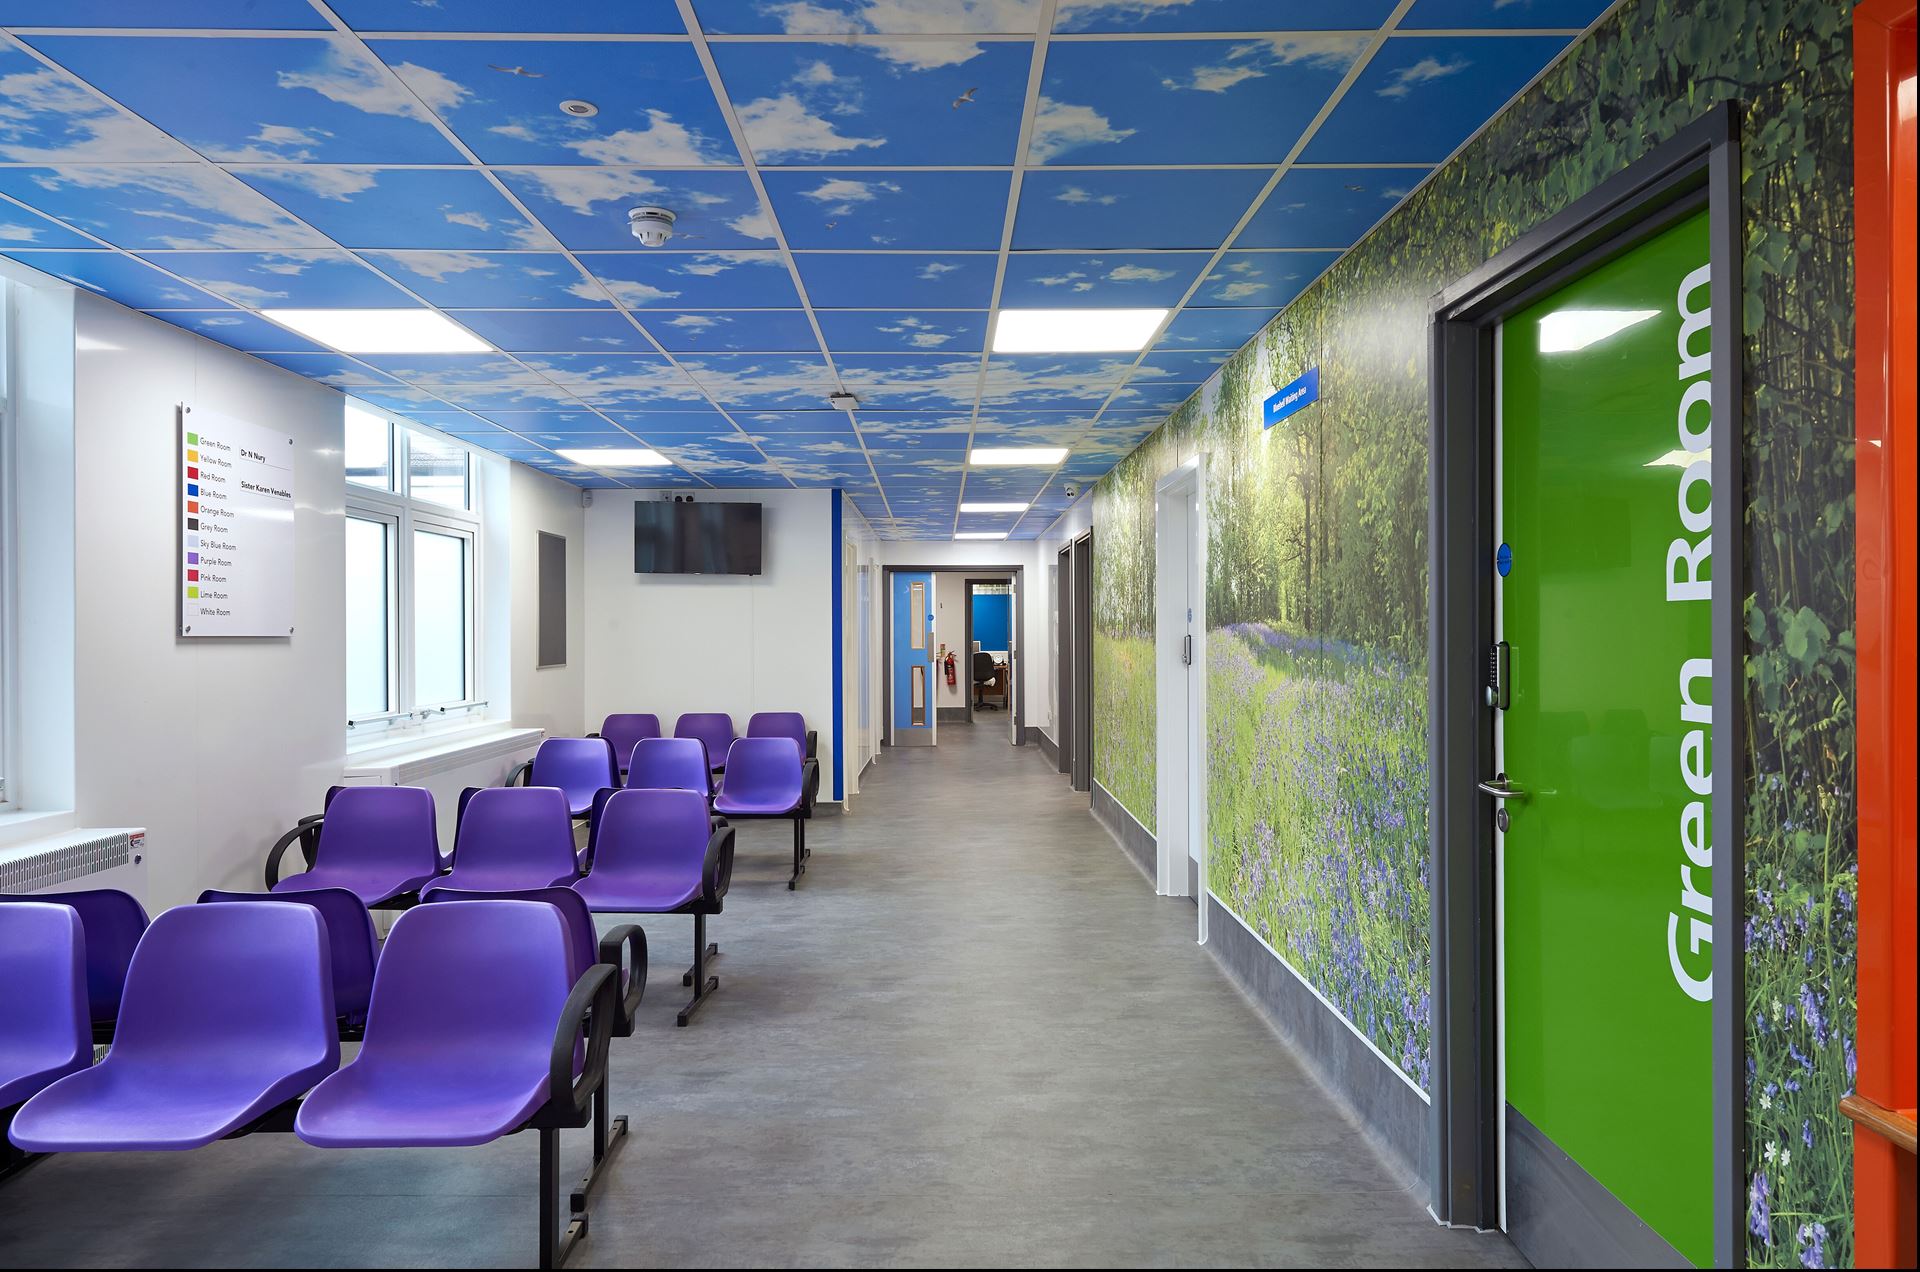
[634,501,763,575]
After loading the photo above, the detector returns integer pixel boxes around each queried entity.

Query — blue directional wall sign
[1262,366,1320,429]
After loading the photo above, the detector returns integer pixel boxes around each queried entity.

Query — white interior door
[1155,465,1199,897]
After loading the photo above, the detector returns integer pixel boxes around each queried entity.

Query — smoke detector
[627,206,677,247]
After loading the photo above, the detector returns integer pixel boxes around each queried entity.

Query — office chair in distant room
[973,650,999,711]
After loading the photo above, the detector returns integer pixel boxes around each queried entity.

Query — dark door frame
[1427,104,1745,1265]
[1070,532,1094,793]
[1055,544,1073,774]
[880,564,1025,746]
[961,575,1013,722]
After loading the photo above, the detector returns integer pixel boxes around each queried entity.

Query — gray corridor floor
[0,725,1525,1269]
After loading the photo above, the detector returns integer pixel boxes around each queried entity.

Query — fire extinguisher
[944,650,958,687]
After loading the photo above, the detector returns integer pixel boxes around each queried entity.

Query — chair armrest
[805,729,818,760]
[548,963,617,1121]
[703,824,736,908]
[800,758,820,816]
[586,731,601,738]
[508,760,532,787]
[264,815,322,889]
[597,923,647,1036]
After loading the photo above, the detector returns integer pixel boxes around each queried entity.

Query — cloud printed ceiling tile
[140,249,414,307]
[678,354,840,410]
[398,410,520,436]
[232,166,556,250]
[1304,35,1572,164]
[795,253,997,308]
[980,354,1134,409]
[1402,0,1614,28]
[363,250,606,308]
[358,353,549,384]
[148,309,326,353]
[328,0,689,34]
[834,355,982,410]
[1033,36,1363,165]
[582,250,800,308]
[710,39,1031,166]
[1109,378,1197,411]
[762,170,1012,251]
[518,355,712,406]
[1051,0,1398,32]
[1137,348,1232,382]
[731,411,856,436]
[25,35,465,164]
[0,204,103,249]
[640,309,821,353]
[1013,169,1270,250]
[0,166,326,250]
[254,351,400,386]
[483,410,632,435]
[813,310,985,354]
[0,0,326,26]
[494,168,772,250]
[1191,250,1340,307]
[1156,305,1281,349]
[602,410,735,434]
[1236,168,1431,249]
[1,249,228,309]
[999,251,1208,308]
[447,308,653,352]
[690,0,1042,33]
[365,38,739,166]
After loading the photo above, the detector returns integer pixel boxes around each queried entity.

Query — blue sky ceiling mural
[0,0,1609,536]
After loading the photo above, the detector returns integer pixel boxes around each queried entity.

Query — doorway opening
[1154,462,1204,908]
[962,578,1017,737]
[882,563,1025,749]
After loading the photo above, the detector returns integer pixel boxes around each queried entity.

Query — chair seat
[294,1062,549,1149]
[273,867,435,907]
[573,871,700,913]
[714,793,799,817]
[420,865,576,898]
[0,1043,90,1110]
[9,1058,329,1152]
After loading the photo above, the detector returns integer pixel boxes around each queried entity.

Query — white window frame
[344,402,487,743]
[0,279,17,809]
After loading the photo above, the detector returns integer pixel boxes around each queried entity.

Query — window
[0,280,14,808]
[344,401,482,738]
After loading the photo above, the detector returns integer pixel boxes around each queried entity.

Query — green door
[1496,209,1715,1267]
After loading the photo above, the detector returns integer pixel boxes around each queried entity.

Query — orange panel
[1853,1,1918,1267]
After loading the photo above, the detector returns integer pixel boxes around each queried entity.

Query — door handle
[1475,774,1527,802]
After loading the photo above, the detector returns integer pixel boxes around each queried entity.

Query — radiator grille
[0,829,138,893]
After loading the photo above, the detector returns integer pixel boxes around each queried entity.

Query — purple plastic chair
[1,903,92,1179]
[593,714,660,777]
[714,737,816,891]
[574,789,733,1028]
[9,903,339,1153]
[626,736,712,795]
[295,900,619,1269]
[515,737,618,819]
[424,886,646,1039]
[0,889,148,1041]
[267,785,440,908]
[747,711,816,760]
[674,713,735,775]
[426,787,581,896]
[198,888,378,1036]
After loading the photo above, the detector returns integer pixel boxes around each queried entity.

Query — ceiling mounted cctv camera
[627,206,677,247]
[1063,483,1081,498]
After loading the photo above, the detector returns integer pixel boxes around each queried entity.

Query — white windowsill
[0,807,78,851]
[344,723,546,786]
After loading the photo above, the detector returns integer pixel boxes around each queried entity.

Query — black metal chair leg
[682,939,719,987]
[539,1127,588,1269]
[788,817,806,890]
[677,913,719,1027]
[570,1086,628,1215]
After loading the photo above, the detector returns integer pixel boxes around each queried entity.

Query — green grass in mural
[1093,635,1156,832]
[1207,625,1431,1087]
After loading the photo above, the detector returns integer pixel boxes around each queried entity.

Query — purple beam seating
[266,785,440,909]
[574,788,734,1028]
[424,886,646,1041]
[295,900,620,1269]
[747,711,818,762]
[714,737,818,891]
[0,889,148,1043]
[9,902,338,1153]
[511,737,617,821]
[0,903,92,1182]
[673,713,735,776]
[198,888,378,1038]
[590,713,660,777]
[582,736,712,871]
[427,787,581,897]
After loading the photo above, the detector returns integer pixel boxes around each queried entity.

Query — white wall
[508,463,586,738]
[840,499,881,798]
[584,488,837,795]
[69,296,348,910]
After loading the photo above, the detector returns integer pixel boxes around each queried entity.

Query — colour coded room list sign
[179,408,296,638]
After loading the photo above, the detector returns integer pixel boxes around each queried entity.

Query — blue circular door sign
[1496,542,1514,577]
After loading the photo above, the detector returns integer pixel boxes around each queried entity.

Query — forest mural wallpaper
[1088,0,1857,1265]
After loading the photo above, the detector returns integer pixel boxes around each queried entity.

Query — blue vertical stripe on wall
[831,489,844,802]
[971,593,1012,652]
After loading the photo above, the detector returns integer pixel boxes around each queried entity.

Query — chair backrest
[720,737,804,807]
[746,711,807,753]
[973,650,995,680]
[599,714,661,771]
[530,737,618,803]
[449,786,579,887]
[198,888,378,1028]
[422,886,595,985]
[673,713,735,767]
[356,901,573,1073]
[0,902,91,1101]
[0,889,149,1024]
[586,788,713,880]
[626,736,712,795]
[317,786,440,879]
[112,903,338,1074]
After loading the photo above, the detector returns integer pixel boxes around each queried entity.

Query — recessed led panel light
[555,448,671,467]
[259,308,490,355]
[959,501,1031,513]
[991,308,1168,354]
[955,531,1009,540]
[970,447,1068,466]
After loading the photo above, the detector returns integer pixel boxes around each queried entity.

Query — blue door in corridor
[891,571,935,745]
